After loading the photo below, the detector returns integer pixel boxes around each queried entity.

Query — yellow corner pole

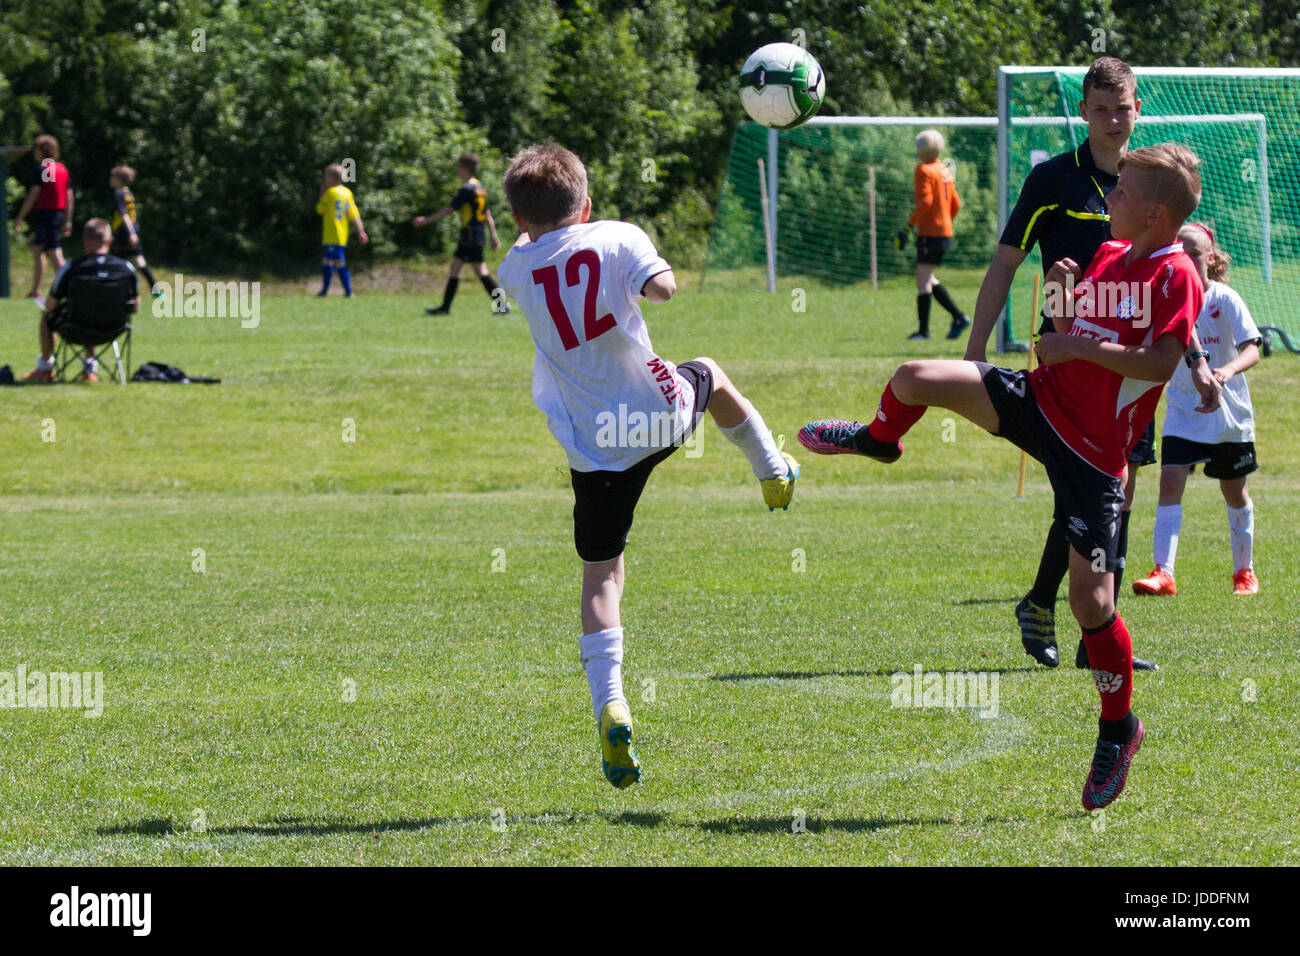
[1016,273,1042,499]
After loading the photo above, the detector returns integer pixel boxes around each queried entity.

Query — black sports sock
[915,293,931,336]
[1029,519,1071,608]
[931,282,963,319]
[1098,711,1138,744]
[1114,509,1132,601]
[479,274,498,296]
[140,264,158,292]
[441,276,459,309]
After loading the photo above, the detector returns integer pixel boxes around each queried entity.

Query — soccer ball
[739,43,825,130]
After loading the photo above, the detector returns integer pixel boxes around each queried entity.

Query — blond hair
[915,130,944,162]
[84,218,112,245]
[1182,221,1231,282]
[110,165,135,185]
[503,143,587,227]
[1119,143,1201,225]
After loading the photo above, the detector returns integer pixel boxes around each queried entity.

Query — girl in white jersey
[1132,222,1262,596]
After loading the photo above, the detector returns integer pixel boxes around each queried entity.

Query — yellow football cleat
[760,451,800,511]
[599,701,641,789]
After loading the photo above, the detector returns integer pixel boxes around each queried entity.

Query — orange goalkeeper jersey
[908,160,961,238]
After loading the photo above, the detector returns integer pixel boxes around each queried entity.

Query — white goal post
[754,105,1272,353]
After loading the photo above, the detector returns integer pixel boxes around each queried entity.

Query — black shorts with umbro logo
[977,361,1125,573]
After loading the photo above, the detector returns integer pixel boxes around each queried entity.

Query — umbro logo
[1235,454,1254,469]
[1069,516,1088,535]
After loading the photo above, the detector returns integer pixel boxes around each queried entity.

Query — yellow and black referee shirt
[999,138,1116,275]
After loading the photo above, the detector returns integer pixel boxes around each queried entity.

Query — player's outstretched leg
[799,359,999,463]
[579,556,640,788]
[1068,548,1144,810]
[690,357,799,511]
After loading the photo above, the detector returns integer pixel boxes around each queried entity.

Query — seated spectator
[25,218,138,383]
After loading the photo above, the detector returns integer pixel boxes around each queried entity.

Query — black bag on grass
[131,362,220,384]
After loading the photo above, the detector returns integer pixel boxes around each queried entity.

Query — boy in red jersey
[798,144,1204,809]
[14,134,74,297]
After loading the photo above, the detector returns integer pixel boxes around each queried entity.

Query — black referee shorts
[570,361,714,563]
[977,362,1124,573]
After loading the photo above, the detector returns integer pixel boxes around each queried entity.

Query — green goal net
[703,117,1000,289]
[1001,66,1300,354]
[705,68,1300,356]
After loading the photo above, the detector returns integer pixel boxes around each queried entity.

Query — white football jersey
[1163,281,1260,444]
[498,220,692,472]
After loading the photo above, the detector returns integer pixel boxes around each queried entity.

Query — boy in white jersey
[1132,222,1262,597]
[497,143,799,789]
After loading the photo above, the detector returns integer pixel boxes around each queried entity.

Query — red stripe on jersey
[1031,240,1201,476]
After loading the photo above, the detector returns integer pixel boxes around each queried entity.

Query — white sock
[37,354,54,371]
[1227,500,1254,572]
[1153,504,1182,575]
[718,408,786,480]
[83,357,98,372]
[579,627,626,722]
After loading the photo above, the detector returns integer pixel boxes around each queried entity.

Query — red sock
[1082,613,1133,721]
[867,379,927,444]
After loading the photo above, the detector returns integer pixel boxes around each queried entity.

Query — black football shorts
[570,360,714,563]
[977,361,1124,572]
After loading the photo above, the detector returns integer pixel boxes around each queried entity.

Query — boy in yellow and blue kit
[315,164,368,296]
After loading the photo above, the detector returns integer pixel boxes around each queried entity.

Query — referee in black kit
[964,57,1190,672]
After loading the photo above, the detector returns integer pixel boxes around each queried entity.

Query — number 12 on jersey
[532,250,617,351]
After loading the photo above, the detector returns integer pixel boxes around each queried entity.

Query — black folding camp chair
[51,269,136,384]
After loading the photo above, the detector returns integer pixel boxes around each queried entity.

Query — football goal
[999,66,1300,354]
[704,66,1300,355]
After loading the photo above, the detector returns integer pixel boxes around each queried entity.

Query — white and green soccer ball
[739,42,825,129]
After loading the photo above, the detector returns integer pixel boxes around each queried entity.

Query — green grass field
[1,263,1297,865]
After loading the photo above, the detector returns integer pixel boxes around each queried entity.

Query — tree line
[2,0,1295,272]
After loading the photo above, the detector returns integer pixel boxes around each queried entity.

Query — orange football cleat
[1132,566,1177,596]
[1232,568,1259,595]
[23,366,55,382]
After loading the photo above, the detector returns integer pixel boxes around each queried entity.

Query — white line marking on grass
[659,710,1027,815]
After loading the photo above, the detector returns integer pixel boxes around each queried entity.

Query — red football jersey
[35,160,69,210]
[1031,239,1202,476]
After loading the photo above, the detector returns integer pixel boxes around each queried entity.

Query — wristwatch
[1185,350,1210,368]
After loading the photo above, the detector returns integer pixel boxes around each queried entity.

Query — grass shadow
[698,813,1028,835]
[99,815,450,838]
[100,809,670,839]
[711,666,1044,682]
[698,816,947,835]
